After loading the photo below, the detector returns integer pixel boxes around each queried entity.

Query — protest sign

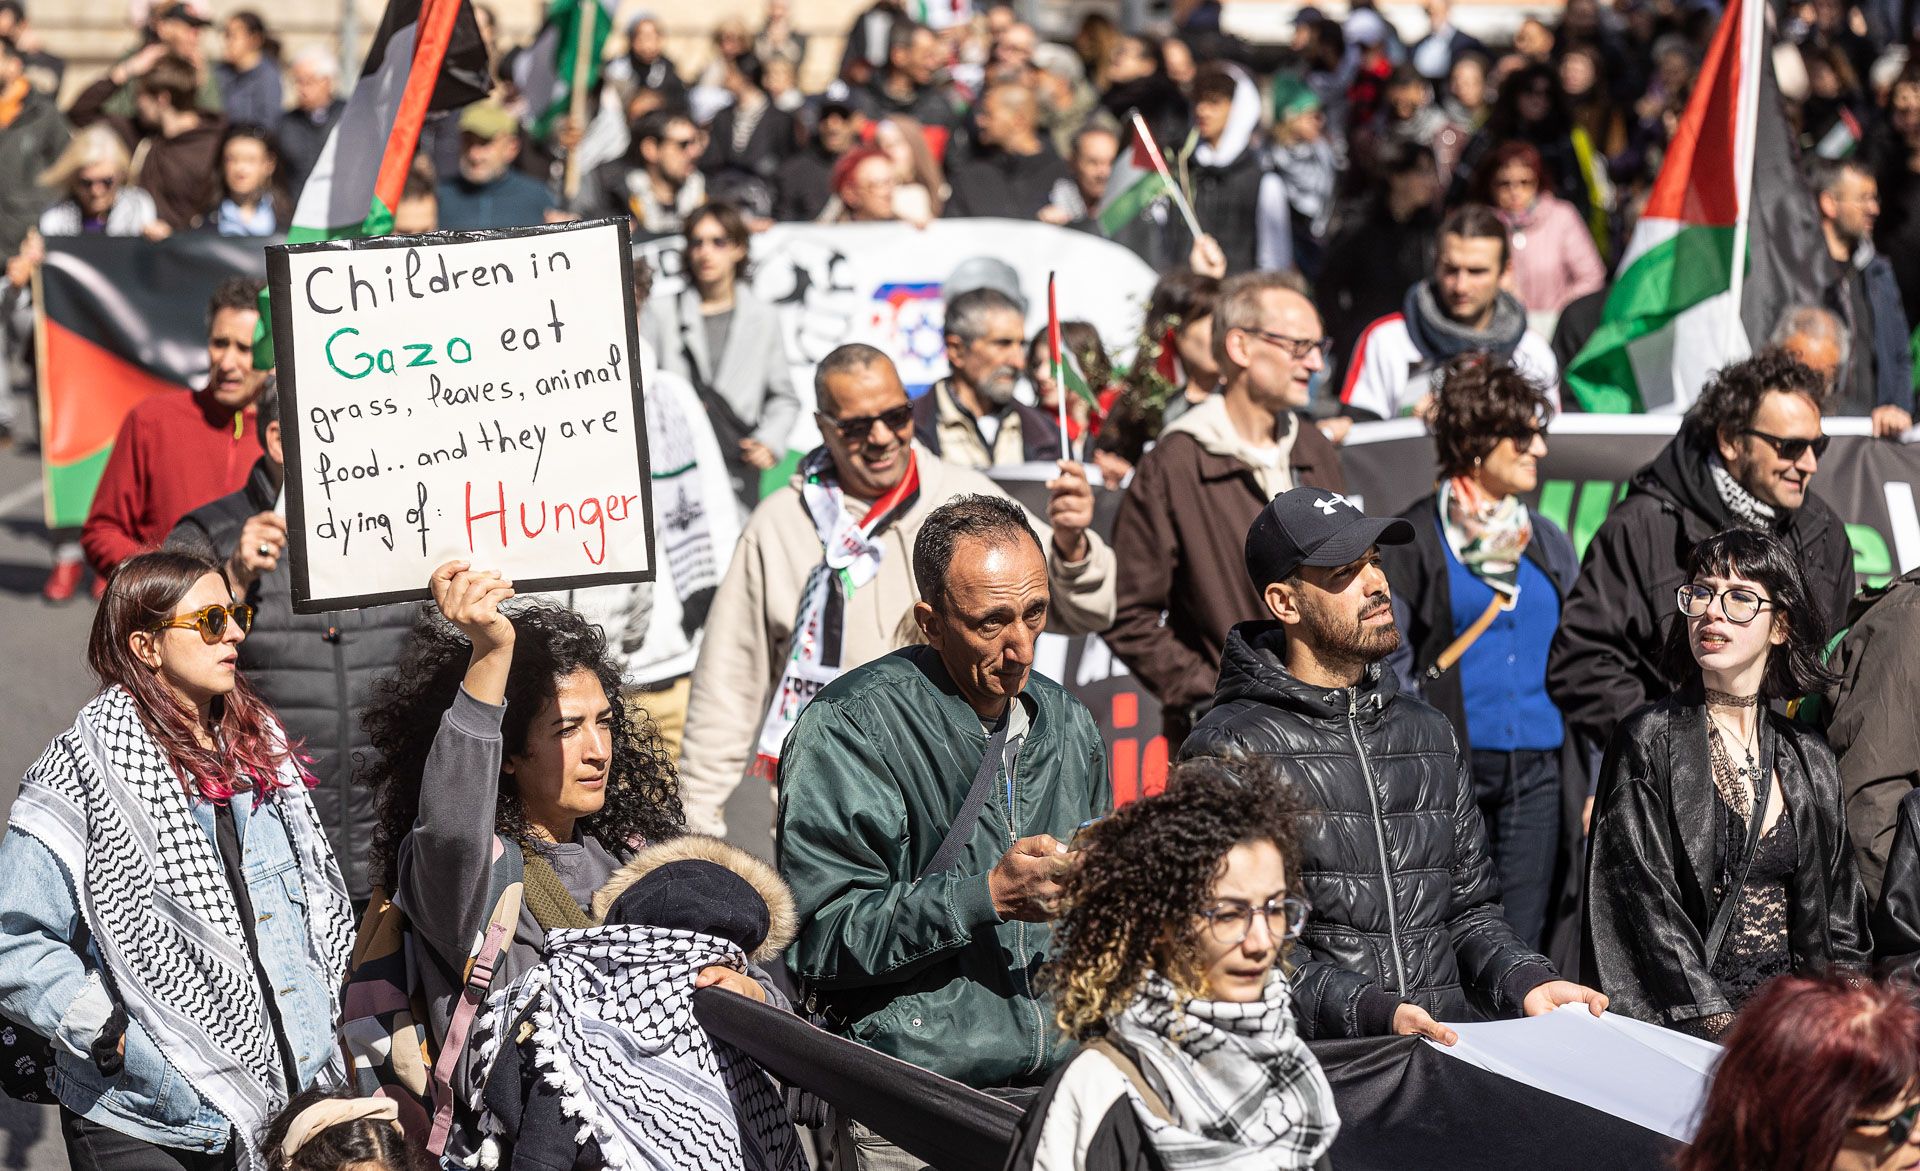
[266,218,652,612]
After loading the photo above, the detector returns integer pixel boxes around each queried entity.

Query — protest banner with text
[266,218,653,612]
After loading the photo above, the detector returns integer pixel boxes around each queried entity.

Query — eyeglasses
[1850,1101,1920,1153]
[1742,428,1830,462]
[822,403,914,443]
[150,602,255,644]
[1676,584,1774,625]
[1502,424,1548,447]
[1242,329,1333,361]
[1197,896,1312,946]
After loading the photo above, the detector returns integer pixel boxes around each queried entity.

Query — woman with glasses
[1584,528,1871,1039]
[0,550,354,1171]
[1380,357,1575,951]
[1680,973,1920,1171]
[642,201,799,517]
[1008,755,1340,1171]
[1470,139,1604,315]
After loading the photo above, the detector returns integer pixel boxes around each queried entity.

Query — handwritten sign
[267,219,653,613]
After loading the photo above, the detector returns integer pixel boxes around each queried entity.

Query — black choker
[1705,689,1760,709]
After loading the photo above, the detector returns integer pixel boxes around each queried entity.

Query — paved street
[0,436,777,1169]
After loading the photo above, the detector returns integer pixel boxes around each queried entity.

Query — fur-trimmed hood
[591,834,798,963]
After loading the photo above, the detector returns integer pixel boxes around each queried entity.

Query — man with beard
[912,287,1063,469]
[1548,352,1855,796]
[1182,487,1608,1039]
[1336,204,1558,431]
[679,344,1114,836]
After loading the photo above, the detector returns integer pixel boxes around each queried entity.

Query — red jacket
[82,389,261,576]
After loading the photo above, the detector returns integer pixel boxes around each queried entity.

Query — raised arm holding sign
[266,218,655,612]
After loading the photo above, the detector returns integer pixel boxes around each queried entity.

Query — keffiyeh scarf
[1440,476,1533,597]
[469,925,802,1171]
[751,445,920,777]
[1108,973,1340,1170]
[640,373,723,638]
[1709,454,1779,530]
[7,687,354,1171]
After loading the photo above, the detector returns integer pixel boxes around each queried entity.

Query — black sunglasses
[1742,428,1830,462]
[1851,1100,1920,1153]
[822,403,914,443]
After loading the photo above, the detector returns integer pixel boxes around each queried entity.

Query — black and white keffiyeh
[7,687,354,1170]
[1108,973,1340,1170]
[470,924,803,1171]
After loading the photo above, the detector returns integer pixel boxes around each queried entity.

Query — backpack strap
[1085,1038,1173,1125]
[426,882,522,1156]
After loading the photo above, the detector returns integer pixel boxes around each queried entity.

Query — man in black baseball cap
[1183,486,1607,1044]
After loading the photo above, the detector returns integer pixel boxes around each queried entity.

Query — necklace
[1704,688,1759,709]
[1707,714,1761,817]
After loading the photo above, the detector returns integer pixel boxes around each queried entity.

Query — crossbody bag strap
[915,717,1014,884]
[1085,1039,1174,1125]
[426,883,522,1156]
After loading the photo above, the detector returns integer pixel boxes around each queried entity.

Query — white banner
[639,218,1160,451]
[268,218,655,612]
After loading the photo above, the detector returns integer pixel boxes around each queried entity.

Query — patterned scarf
[7,688,354,1171]
[1709,455,1779,529]
[1439,476,1533,597]
[469,925,802,1171]
[640,373,723,638]
[751,445,920,777]
[1107,973,1340,1170]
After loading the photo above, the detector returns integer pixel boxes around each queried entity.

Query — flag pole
[1131,112,1205,243]
[562,1,597,203]
[1724,0,1764,353]
[1049,271,1073,462]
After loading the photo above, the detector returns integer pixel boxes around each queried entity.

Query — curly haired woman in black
[1007,755,1339,1171]
[362,562,762,1060]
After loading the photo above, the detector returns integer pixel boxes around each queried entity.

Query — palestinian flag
[1047,275,1099,411]
[35,238,266,528]
[1097,113,1174,237]
[287,0,488,246]
[1564,0,1824,412]
[515,0,614,140]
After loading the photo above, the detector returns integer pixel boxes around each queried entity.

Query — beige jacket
[677,446,1117,835]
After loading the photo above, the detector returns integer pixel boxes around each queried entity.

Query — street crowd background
[7,0,1920,1167]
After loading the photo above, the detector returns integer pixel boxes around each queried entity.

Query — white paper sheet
[1431,1005,1721,1143]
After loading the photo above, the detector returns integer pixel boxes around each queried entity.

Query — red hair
[1679,975,1920,1171]
[830,146,889,198]
[87,550,307,804]
[1471,139,1547,205]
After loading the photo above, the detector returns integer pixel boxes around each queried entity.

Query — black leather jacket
[1182,622,1556,1039]
[1584,692,1872,1029]
[1873,789,1920,978]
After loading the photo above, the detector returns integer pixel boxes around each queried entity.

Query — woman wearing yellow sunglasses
[0,550,353,1171]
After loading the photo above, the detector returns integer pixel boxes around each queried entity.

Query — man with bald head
[944,80,1071,219]
[1108,271,1349,751]
[678,343,1116,835]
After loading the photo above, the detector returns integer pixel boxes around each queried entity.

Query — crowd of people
[5,0,1920,1169]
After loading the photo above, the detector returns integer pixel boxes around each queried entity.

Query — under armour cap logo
[1314,497,1341,515]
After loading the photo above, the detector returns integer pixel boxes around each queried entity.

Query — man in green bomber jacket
[777,493,1111,1171]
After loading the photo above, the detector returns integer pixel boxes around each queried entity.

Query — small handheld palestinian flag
[1047,272,1099,460]
[1098,112,1204,243]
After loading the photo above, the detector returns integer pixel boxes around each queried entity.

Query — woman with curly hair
[1584,529,1871,1039]
[1007,755,1339,1171]
[362,562,760,1059]
[1378,357,1573,950]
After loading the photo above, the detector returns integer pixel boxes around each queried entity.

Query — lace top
[1694,793,1797,1039]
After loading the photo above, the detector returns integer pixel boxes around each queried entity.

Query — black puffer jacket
[1182,622,1556,1039]
[1546,434,1856,753]
[168,458,418,900]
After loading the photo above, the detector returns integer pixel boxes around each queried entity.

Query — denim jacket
[0,793,338,1152]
